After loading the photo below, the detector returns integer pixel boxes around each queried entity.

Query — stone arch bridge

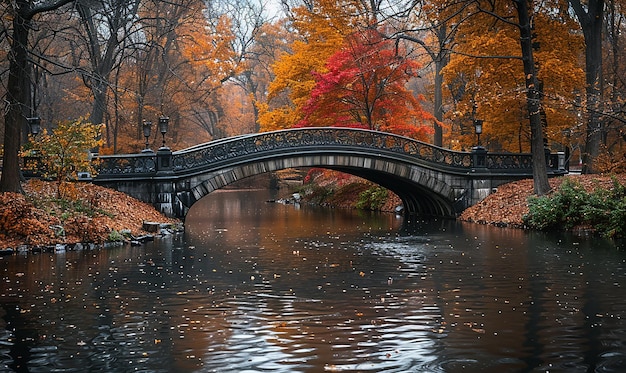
[93,127,566,220]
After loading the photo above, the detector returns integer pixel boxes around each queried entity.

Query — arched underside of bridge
[177,153,464,219]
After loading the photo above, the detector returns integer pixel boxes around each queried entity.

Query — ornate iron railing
[171,128,472,172]
[97,152,157,176]
[95,128,543,178]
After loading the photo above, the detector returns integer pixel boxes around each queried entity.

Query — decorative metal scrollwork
[96,154,157,175]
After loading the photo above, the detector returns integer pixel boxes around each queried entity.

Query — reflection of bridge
[93,127,566,220]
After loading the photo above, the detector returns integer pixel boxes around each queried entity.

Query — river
[0,189,625,372]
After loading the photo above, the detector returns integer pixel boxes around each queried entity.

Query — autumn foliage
[0,192,56,247]
[258,1,351,132]
[297,28,433,140]
[2,0,626,203]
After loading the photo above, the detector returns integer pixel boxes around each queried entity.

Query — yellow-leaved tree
[26,118,103,199]
[442,1,584,153]
[257,0,356,132]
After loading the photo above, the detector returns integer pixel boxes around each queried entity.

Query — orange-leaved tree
[175,13,242,140]
[297,28,433,140]
[442,1,583,153]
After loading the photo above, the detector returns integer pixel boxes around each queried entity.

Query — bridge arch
[176,153,459,219]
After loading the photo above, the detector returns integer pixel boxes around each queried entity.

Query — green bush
[580,179,626,237]
[107,230,124,242]
[523,177,626,237]
[356,186,388,210]
[302,185,334,205]
[523,179,585,230]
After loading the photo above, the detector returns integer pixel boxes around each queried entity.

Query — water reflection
[0,189,625,372]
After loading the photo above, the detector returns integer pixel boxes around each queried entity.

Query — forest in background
[1,0,626,191]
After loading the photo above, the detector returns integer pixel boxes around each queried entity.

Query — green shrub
[523,179,586,230]
[523,177,626,237]
[580,178,626,237]
[356,186,388,210]
[107,230,124,242]
[524,196,558,230]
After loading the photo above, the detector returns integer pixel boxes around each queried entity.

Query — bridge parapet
[170,128,475,174]
[95,128,545,179]
[98,152,157,177]
[486,152,534,171]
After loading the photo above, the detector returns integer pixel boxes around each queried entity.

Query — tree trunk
[569,0,605,174]
[432,23,448,147]
[1,0,76,193]
[90,78,108,127]
[0,2,32,193]
[433,51,444,147]
[515,0,550,195]
[76,1,120,128]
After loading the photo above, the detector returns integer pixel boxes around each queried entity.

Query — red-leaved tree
[297,28,434,140]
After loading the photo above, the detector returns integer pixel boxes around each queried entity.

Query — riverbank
[460,173,626,229]
[2,173,624,250]
[295,171,626,233]
[0,180,179,250]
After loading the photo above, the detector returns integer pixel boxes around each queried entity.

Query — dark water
[1,189,625,372]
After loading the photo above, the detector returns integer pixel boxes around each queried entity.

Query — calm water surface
[1,189,625,372]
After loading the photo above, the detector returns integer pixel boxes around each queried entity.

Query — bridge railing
[169,128,481,172]
[94,128,562,178]
[96,152,157,177]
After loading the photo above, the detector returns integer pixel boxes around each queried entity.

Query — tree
[258,0,354,131]
[232,17,292,132]
[598,0,626,171]
[391,1,460,146]
[1,0,76,194]
[440,0,586,194]
[75,0,141,129]
[298,28,434,140]
[176,12,241,138]
[196,0,276,137]
[26,118,103,198]
[347,0,452,145]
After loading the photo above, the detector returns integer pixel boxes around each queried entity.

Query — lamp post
[471,119,487,169]
[156,115,173,174]
[142,120,153,153]
[474,119,483,148]
[28,117,41,136]
[25,117,42,177]
[158,115,169,150]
